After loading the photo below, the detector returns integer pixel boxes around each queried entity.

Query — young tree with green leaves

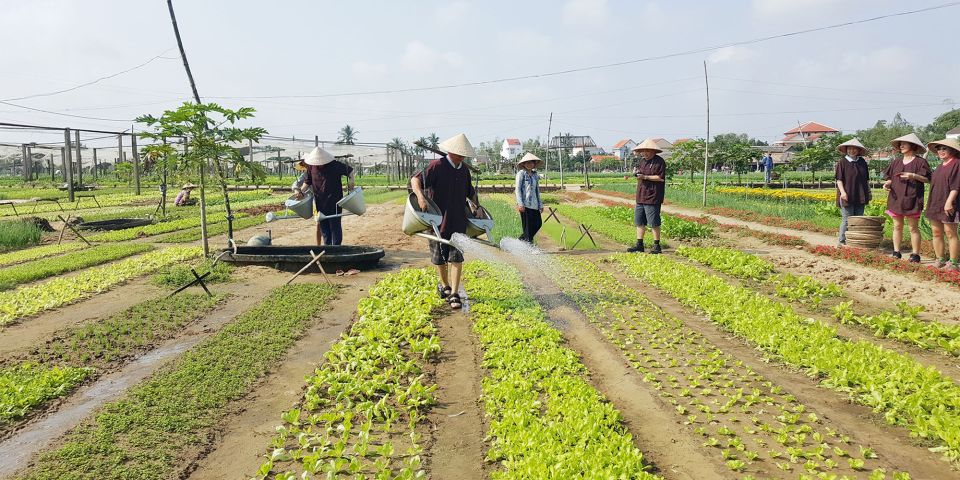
[669,139,705,181]
[717,142,759,184]
[793,134,852,181]
[137,102,267,255]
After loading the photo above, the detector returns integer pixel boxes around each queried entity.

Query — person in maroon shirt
[627,139,666,254]
[410,133,478,309]
[834,138,871,246]
[299,147,355,246]
[883,133,931,262]
[925,138,960,270]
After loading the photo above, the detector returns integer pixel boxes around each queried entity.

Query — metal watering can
[265,192,314,222]
[402,193,497,249]
[315,187,366,222]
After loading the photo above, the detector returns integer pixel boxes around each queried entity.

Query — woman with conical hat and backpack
[925,138,960,271]
[299,146,355,246]
[410,133,478,310]
[882,133,931,263]
[835,138,871,246]
[514,152,545,244]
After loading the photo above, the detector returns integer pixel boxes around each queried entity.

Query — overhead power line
[0,100,132,122]
[210,2,960,100]
[1,49,175,102]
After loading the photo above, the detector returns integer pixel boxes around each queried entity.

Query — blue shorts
[634,204,662,227]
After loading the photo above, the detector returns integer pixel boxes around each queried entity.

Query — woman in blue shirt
[514,152,544,243]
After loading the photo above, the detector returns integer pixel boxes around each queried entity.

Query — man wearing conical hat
[514,152,545,243]
[411,133,479,309]
[627,139,667,254]
[299,146,355,245]
[834,137,871,246]
[883,133,931,262]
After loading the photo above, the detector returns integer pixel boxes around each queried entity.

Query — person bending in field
[925,138,960,271]
[411,133,478,310]
[834,138,871,246]
[291,159,308,199]
[883,133,930,263]
[514,152,544,243]
[627,139,666,254]
[174,183,197,206]
[300,147,355,246]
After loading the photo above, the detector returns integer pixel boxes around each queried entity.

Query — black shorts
[634,204,662,227]
[430,240,464,265]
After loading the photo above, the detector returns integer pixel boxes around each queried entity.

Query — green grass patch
[0,364,92,424]
[363,187,408,205]
[482,195,522,243]
[161,214,266,243]
[0,243,153,291]
[151,259,234,288]
[20,283,337,480]
[0,242,87,268]
[0,220,42,251]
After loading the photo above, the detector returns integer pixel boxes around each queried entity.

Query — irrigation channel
[3,192,960,479]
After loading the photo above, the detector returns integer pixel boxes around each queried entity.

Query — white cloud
[838,47,918,73]
[400,41,463,72]
[562,0,609,28]
[639,2,668,26]
[708,46,756,64]
[434,2,469,25]
[497,31,552,56]
[751,0,881,20]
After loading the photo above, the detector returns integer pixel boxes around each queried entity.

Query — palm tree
[337,125,357,145]
[387,137,407,153]
[427,133,440,159]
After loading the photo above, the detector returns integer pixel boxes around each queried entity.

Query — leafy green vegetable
[0,363,91,423]
[0,243,152,291]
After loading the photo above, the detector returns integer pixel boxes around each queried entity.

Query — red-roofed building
[776,122,839,146]
[611,139,636,160]
[500,138,522,160]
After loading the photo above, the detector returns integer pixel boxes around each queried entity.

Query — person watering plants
[925,138,960,270]
[291,159,308,199]
[299,146,355,246]
[410,133,478,310]
[883,133,930,263]
[627,139,666,254]
[174,183,197,206]
[514,152,544,243]
[834,138,871,246]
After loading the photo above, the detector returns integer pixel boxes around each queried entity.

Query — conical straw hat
[837,138,868,156]
[181,183,198,190]
[516,152,544,169]
[890,133,926,155]
[302,147,335,166]
[928,138,960,156]
[632,138,663,153]
[438,133,476,158]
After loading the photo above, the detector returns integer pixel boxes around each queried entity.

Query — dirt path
[599,260,958,479]
[424,309,487,480]
[490,249,729,479]
[182,274,376,479]
[0,269,290,478]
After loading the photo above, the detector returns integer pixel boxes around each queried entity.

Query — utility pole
[544,112,552,185]
[75,129,83,186]
[64,129,75,202]
[92,148,97,181]
[702,60,711,207]
[21,144,29,181]
[314,135,319,147]
[131,130,141,195]
[48,154,54,182]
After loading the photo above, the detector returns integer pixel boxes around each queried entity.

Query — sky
[1,0,958,156]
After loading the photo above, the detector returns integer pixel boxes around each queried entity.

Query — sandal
[448,293,462,309]
[437,283,452,299]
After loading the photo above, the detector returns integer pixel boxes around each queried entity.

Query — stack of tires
[845,216,885,249]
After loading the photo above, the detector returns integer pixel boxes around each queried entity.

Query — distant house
[611,139,636,160]
[753,145,792,165]
[947,126,960,140]
[775,121,840,146]
[501,138,522,160]
[649,138,674,156]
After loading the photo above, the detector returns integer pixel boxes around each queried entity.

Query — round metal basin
[219,245,385,272]
[77,218,153,231]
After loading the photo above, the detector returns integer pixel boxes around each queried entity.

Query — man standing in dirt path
[627,138,666,254]
[411,133,478,310]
